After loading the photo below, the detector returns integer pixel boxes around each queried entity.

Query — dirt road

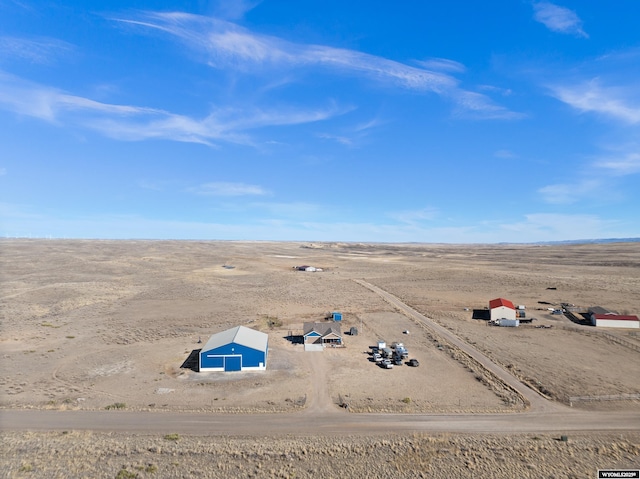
[3,408,639,435]
[353,279,558,412]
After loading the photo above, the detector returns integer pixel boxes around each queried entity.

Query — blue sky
[1,0,639,242]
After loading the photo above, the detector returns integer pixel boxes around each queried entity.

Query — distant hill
[530,238,640,245]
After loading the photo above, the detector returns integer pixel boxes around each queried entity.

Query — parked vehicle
[373,353,382,362]
[408,359,419,367]
[380,359,394,369]
[396,347,409,359]
[393,357,403,366]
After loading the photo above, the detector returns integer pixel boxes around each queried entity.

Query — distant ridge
[528,238,640,245]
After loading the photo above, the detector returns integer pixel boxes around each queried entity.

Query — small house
[303,322,343,351]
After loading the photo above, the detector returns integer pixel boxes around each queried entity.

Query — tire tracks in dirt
[352,279,564,413]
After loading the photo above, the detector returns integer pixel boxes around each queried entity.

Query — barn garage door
[206,356,224,369]
[224,356,242,371]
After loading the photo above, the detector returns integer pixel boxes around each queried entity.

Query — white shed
[590,314,639,329]
[489,298,516,321]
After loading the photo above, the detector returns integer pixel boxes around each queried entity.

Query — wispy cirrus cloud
[188,182,269,196]
[537,179,601,204]
[317,115,384,147]
[113,11,520,120]
[538,145,640,206]
[389,207,439,225]
[249,201,322,218]
[211,0,261,21]
[494,149,517,159]
[0,71,345,145]
[317,132,354,147]
[594,150,640,176]
[500,213,620,240]
[0,35,74,64]
[115,12,455,91]
[533,2,588,38]
[415,57,465,74]
[540,48,640,198]
[549,79,640,124]
[0,71,162,121]
[2,203,633,243]
[453,90,523,119]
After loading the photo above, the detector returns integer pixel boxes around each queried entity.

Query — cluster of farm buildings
[198,312,347,372]
[195,296,638,373]
[488,297,639,329]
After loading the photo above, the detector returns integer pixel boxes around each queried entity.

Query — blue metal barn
[199,326,268,372]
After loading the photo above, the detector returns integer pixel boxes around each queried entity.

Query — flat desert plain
[2,239,639,478]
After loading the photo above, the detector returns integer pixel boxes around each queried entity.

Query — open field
[2,239,639,477]
[2,430,639,479]
[2,239,639,413]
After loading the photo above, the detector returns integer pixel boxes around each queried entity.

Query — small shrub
[18,463,33,472]
[115,467,138,479]
[163,433,180,441]
[401,397,411,404]
[66,336,75,339]
[145,464,158,473]
[105,402,127,410]
[265,315,282,328]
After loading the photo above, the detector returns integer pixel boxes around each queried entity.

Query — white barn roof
[202,326,268,352]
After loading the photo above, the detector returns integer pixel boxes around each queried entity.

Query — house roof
[202,326,268,352]
[589,306,617,315]
[489,298,515,310]
[593,314,639,321]
[303,322,342,338]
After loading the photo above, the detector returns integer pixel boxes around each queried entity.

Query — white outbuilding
[590,313,640,329]
[489,298,516,321]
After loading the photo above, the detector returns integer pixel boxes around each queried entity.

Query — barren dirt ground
[2,239,639,477]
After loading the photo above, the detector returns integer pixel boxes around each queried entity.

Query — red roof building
[489,298,515,310]
[590,313,640,329]
[489,297,516,321]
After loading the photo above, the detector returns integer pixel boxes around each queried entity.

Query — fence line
[556,325,640,353]
[600,331,640,352]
